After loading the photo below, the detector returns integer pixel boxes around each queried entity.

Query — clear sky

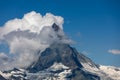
[0,0,120,67]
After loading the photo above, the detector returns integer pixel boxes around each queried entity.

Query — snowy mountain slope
[0,44,120,80]
[81,61,120,80]
[0,62,72,80]
[0,68,27,80]
[0,64,120,80]
[99,65,120,80]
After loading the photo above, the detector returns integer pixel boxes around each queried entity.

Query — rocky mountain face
[27,43,100,80]
[0,75,6,80]
[0,43,120,80]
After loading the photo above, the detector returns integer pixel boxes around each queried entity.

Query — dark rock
[0,75,6,80]
[52,23,59,31]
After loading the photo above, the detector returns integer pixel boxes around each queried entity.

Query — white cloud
[0,11,64,38]
[108,49,120,54]
[0,11,73,71]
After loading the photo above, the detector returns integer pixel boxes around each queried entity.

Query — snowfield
[0,62,120,80]
[99,65,120,80]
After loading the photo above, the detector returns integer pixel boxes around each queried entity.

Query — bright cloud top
[108,49,120,55]
[0,11,72,71]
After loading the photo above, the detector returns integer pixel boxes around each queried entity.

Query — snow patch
[81,62,99,73]
[49,62,69,71]
[57,69,71,80]
[0,71,12,79]
[0,69,25,79]
[81,63,114,79]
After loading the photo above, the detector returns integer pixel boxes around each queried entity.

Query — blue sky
[0,0,120,67]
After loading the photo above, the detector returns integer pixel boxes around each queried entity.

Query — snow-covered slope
[99,65,120,80]
[0,71,12,79]
[47,62,72,80]
[0,68,27,80]
[81,62,120,80]
[0,61,120,80]
[0,62,72,80]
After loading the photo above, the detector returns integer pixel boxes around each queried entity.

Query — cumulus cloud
[108,49,120,54]
[0,11,73,71]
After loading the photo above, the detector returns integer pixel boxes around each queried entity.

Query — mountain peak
[27,43,99,73]
[27,44,83,72]
[52,23,60,32]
